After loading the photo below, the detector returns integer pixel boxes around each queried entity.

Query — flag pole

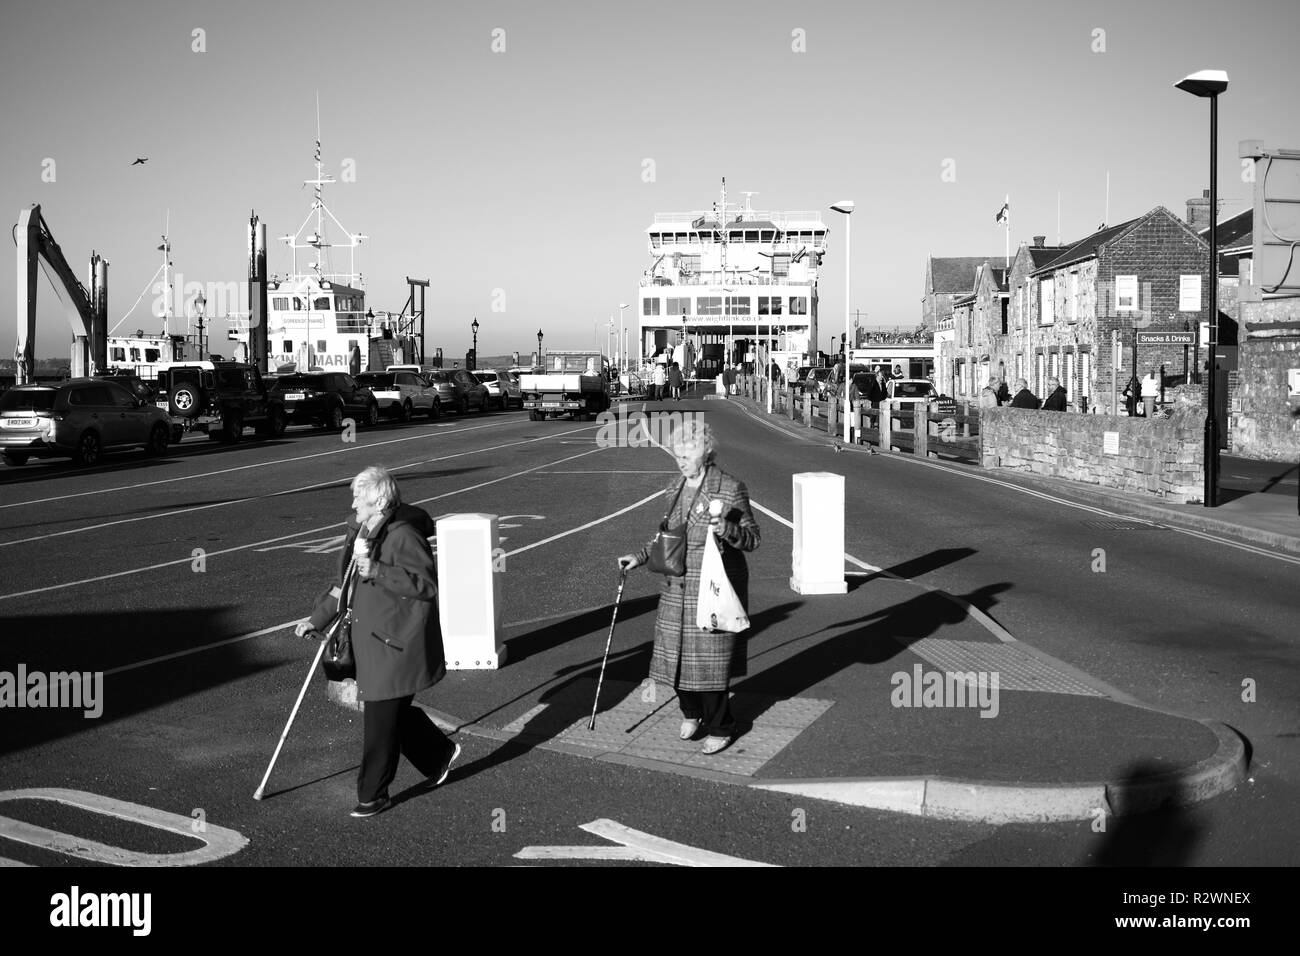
[1004,193,1010,269]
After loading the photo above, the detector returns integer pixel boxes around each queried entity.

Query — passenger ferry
[638,179,828,381]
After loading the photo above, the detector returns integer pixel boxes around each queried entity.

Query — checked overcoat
[634,464,760,692]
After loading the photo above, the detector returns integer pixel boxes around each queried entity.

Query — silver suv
[0,379,171,467]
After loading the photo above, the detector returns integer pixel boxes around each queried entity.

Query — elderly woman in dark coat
[297,465,458,818]
[618,422,760,754]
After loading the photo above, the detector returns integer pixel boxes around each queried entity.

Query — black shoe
[350,796,390,818]
[431,742,462,787]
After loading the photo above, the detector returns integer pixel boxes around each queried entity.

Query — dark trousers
[678,689,735,737]
[358,695,453,802]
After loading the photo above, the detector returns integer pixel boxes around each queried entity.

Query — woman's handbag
[318,557,358,681]
[646,480,704,577]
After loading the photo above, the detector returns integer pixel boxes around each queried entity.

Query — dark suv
[156,362,287,443]
[268,372,380,429]
[0,378,170,466]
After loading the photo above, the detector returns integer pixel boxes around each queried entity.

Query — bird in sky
[131,157,149,166]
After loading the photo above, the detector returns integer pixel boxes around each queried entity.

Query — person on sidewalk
[866,369,888,407]
[617,422,760,756]
[1122,374,1140,416]
[1010,378,1041,409]
[298,466,458,818]
[668,361,684,401]
[978,378,1000,409]
[652,362,667,402]
[1141,368,1160,417]
[1042,376,1068,411]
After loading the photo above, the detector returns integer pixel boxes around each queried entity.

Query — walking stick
[588,568,629,731]
[253,633,327,800]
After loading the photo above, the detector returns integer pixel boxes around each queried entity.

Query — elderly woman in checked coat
[618,422,760,754]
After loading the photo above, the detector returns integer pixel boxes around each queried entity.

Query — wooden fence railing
[733,375,980,463]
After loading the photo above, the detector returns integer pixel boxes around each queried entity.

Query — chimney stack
[1032,235,1046,247]
[1186,189,1212,231]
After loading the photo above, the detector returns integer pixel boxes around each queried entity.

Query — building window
[650,234,661,249]
[1036,353,1046,396]
[1116,275,1138,312]
[283,340,293,352]
[773,255,790,277]
[111,347,126,362]
[317,340,327,353]
[1049,352,1060,383]
[272,296,289,311]
[789,296,808,315]
[697,296,722,316]
[643,298,661,316]
[666,297,690,315]
[1040,278,1055,326]
[1069,273,1079,323]
[129,348,141,362]
[726,297,751,316]
[1018,285,1026,327]
[1080,352,1091,401]
[1065,351,1077,403]
[1015,354,1024,384]
[1001,299,1009,335]
[314,297,331,310]
[292,298,304,311]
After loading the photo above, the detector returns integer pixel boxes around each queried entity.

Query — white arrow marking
[514,819,775,867]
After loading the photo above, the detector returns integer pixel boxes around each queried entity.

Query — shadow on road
[1085,759,1206,866]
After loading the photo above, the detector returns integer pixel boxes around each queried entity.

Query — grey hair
[1016,378,1029,390]
[352,465,401,509]
[668,419,717,463]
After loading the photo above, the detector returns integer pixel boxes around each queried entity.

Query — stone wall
[1231,297,1300,461]
[979,406,1205,503]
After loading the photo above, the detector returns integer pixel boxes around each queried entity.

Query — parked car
[268,372,380,429]
[355,370,441,421]
[886,378,941,406]
[424,368,490,414]
[474,369,523,410]
[94,370,160,405]
[155,362,287,443]
[0,378,170,467]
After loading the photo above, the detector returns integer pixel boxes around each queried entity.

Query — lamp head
[830,200,855,215]
[472,318,479,331]
[1175,69,1228,97]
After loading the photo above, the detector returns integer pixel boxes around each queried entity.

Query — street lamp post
[1175,68,1228,508]
[195,291,207,361]
[537,329,544,367]
[471,317,479,371]
[618,302,629,374]
[831,201,855,442]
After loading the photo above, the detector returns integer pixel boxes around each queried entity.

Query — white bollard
[789,473,848,595]
[436,514,507,669]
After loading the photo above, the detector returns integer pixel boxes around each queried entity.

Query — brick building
[922,255,1004,332]
[944,263,1008,398]
[990,207,1210,411]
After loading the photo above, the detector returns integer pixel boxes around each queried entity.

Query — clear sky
[3,0,1298,359]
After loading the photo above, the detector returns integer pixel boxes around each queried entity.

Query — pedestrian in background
[652,362,667,402]
[668,361,684,401]
[1122,375,1140,416]
[297,466,457,818]
[1010,378,1041,409]
[1042,376,1068,411]
[1141,368,1160,417]
[978,378,1000,409]
[617,422,760,755]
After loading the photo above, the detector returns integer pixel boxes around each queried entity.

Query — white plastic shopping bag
[715,374,726,396]
[696,533,749,633]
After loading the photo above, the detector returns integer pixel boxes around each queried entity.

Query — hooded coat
[310,503,446,701]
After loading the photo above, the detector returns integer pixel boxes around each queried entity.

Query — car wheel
[399,401,412,423]
[73,430,101,467]
[145,423,169,456]
[3,451,29,466]
[366,403,379,427]
[267,407,287,438]
[220,410,244,444]
[528,410,542,421]
[327,404,344,430]
[429,400,442,419]
[458,396,469,415]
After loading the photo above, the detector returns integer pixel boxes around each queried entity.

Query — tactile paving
[908,639,1104,696]
[500,678,833,776]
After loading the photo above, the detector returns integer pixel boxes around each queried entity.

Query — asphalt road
[0,396,1296,867]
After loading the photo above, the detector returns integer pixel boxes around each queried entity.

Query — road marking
[0,424,600,550]
[0,788,248,866]
[0,446,605,602]
[514,819,775,867]
[503,492,662,559]
[0,418,518,511]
